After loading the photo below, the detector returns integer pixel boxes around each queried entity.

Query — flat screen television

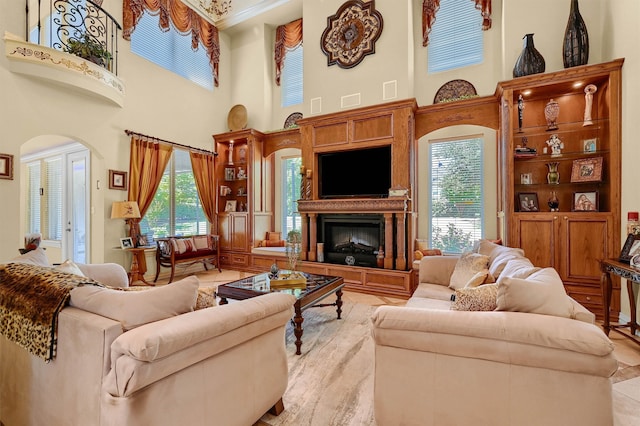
[318,145,391,199]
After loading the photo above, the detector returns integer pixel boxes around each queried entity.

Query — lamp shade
[111,201,141,219]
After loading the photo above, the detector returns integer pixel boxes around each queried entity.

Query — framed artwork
[137,234,149,247]
[320,0,384,69]
[572,191,598,212]
[225,200,237,212]
[570,157,603,182]
[582,138,597,153]
[0,153,14,180]
[109,170,128,190]
[225,167,235,181]
[120,237,134,249]
[619,233,640,263]
[518,192,539,212]
[520,173,532,185]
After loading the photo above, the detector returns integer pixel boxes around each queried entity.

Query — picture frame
[109,170,128,190]
[518,192,539,212]
[120,237,134,249]
[582,138,597,153]
[0,153,14,180]
[225,200,237,212]
[619,233,640,263]
[570,157,603,183]
[572,191,599,211]
[225,167,235,181]
[520,173,532,185]
[137,234,149,247]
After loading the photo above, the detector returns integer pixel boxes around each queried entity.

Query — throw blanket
[0,263,100,362]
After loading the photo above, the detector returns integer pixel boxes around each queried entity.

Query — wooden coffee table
[217,272,344,355]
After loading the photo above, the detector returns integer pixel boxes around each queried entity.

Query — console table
[601,259,640,346]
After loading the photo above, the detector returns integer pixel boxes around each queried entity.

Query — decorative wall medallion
[433,80,478,104]
[320,0,383,69]
[284,112,303,129]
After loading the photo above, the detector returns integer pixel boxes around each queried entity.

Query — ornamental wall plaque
[320,0,383,69]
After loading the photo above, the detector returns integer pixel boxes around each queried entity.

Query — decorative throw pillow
[54,259,85,277]
[449,252,490,290]
[414,248,442,260]
[8,247,50,267]
[70,276,199,330]
[193,235,211,251]
[499,257,540,279]
[267,232,282,241]
[195,286,217,310]
[451,284,498,311]
[495,267,573,318]
[260,239,286,247]
[171,237,196,254]
[464,270,491,288]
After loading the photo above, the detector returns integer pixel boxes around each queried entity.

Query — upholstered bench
[154,234,221,283]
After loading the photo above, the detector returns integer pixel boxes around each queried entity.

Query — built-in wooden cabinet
[497,59,624,319]
[213,130,264,268]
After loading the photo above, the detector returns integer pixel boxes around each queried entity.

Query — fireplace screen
[319,214,384,268]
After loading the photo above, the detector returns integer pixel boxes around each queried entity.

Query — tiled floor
[154,267,640,424]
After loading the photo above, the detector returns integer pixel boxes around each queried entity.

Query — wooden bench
[154,234,221,283]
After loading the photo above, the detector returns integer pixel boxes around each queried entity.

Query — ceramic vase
[548,191,560,211]
[513,34,546,78]
[547,162,560,184]
[563,0,589,68]
[545,99,560,130]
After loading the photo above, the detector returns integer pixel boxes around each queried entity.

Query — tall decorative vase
[513,34,546,78]
[563,0,589,68]
[546,162,560,184]
[544,99,560,130]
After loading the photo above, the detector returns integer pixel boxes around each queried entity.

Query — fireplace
[319,214,385,268]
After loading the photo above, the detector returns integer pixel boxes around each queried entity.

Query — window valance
[123,0,220,86]
[274,18,302,86]
[422,0,491,47]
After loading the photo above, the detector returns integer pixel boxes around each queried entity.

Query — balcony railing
[26,0,121,74]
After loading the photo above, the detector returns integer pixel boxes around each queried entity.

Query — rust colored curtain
[123,0,220,86]
[422,0,492,47]
[127,136,173,230]
[190,151,216,224]
[274,18,302,86]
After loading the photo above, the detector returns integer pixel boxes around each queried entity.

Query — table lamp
[111,201,141,246]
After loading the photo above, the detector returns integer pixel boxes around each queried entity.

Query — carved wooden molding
[298,198,408,213]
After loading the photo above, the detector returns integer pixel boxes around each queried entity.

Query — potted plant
[64,33,112,68]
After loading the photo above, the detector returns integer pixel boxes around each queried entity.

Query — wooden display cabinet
[213,129,266,268]
[497,59,623,320]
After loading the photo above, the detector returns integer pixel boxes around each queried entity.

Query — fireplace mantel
[298,198,409,213]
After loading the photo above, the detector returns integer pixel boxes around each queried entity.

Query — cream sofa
[372,240,618,426]
[0,250,295,426]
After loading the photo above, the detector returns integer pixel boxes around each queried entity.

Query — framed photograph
[0,153,14,180]
[518,192,539,212]
[225,167,235,181]
[109,170,128,190]
[137,234,148,247]
[120,237,134,249]
[572,191,598,211]
[520,173,532,185]
[582,138,597,153]
[570,157,603,183]
[225,200,237,212]
[619,233,640,263]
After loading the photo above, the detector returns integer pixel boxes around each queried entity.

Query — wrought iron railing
[26,0,121,74]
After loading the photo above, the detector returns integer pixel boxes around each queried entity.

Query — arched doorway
[20,136,90,263]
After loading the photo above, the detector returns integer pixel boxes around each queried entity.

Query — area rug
[257,301,377,426]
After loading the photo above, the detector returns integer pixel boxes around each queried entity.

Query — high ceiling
[183,0,302,32]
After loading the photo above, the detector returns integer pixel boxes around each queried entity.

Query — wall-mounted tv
[318,145,391,199]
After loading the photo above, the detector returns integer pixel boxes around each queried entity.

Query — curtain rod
[125,130,217,156]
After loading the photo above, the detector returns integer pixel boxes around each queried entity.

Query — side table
[125,246,156,286]
[601,259,640,347]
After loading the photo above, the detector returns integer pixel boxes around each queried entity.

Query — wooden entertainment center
[212,59,624,310]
